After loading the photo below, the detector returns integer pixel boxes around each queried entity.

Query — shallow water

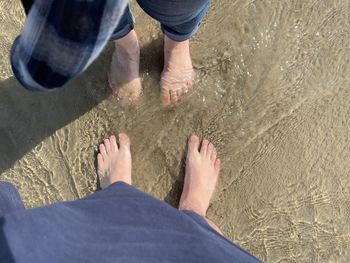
[1,0,350,261]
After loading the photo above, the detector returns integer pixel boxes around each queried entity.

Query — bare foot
[97,134,132,188]
[161,36,195,105]
[108,30,142,106]
[179,135,221,217]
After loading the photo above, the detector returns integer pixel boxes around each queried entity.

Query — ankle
[164,35,188,49]
[115,31,139,57]
[115,43,139,59]
[164,38,190,53]
[179,199,207,217]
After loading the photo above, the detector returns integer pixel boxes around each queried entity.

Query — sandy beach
[0,0,349,261]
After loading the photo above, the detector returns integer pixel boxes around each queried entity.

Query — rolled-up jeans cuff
[160,0,210,42]
[109,22,134,41]
[109,7,135,41]
[161,25,199,42]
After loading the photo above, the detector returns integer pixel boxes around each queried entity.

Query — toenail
[119,133,127,140]
[191,135,198,141]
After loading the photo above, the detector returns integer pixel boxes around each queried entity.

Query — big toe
[118,133,130,149]
[188,135,200,153]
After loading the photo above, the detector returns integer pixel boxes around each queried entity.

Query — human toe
[211,147,217,163]
[97,153,104,166]
[104,139,111,153]
[176,88,184,100]
[183,85,189,95]
[214,159,221,172]
[99,144,107,156]
[97,153,105,178]
[110,135,118,152]
[188,135,200,153]
[170,90,179,104]
[207,143,214,158]
[118,133,130,149]
[161,89,171,105]
[200,139,209,155]
[186,79,193,91]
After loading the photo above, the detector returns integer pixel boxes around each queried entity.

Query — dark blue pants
[111,0,210,41]
[21,0,210,42]
[0,182,25,218]
[0,181,260,263]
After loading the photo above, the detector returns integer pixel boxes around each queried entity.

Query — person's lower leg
[109,30,142,106]
[136,0,210,105]
[108,5,142,106]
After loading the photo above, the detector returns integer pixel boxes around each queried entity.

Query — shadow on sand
[0,37,164,175]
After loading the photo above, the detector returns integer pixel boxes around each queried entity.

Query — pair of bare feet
[108,30,194,106]
[97,134,222,233]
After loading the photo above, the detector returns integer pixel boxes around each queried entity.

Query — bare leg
[161,36,194,105]
[179,135,223,235]
[97,133,132,188]
[108,30,142,106]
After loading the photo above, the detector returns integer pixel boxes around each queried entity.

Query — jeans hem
[161,25,198,42]
[109,23,135,41]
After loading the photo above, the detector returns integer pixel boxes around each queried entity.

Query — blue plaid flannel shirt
[11,0,128,91]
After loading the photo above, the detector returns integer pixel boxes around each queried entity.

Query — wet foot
[179,135,221,217]
[97,134,132,188]
[161,36,195,105]
[108,30,142,106]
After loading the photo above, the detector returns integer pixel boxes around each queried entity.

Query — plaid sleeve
[11,0,128,91]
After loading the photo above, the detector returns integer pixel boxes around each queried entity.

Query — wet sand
[1,0,350,261]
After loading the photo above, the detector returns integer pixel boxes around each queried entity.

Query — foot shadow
[164,148,187,208]
[0,78,106,174]
[0,44,115,174]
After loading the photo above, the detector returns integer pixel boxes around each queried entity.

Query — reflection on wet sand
[0,0,349,261]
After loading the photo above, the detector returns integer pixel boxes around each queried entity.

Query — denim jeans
[111,0,211,41]
[21,0,211,42]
